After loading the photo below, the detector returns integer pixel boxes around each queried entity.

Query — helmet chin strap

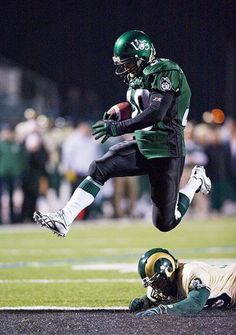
[128,58,145,78]
[136,58,143,68]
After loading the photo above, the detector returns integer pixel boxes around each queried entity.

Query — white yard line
[71,259,236,272]
[0,306,129,311]
[0,258,235,270]
[0,278,140,284]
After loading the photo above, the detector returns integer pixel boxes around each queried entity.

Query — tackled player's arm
[136,287,210,317]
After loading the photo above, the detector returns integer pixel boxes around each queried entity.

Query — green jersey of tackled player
[127,58,191,159]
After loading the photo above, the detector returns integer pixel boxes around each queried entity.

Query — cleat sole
[33,211,66,238]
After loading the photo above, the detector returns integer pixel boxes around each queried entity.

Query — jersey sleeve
[136,288,210,316]
[150,70,181,93]
[181,262,211,295]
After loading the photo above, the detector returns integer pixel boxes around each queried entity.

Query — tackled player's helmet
[138,248,178,300]
[112,30,156,81]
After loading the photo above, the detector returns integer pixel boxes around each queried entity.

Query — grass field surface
[0,217,236,308]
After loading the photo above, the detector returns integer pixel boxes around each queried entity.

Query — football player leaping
[130,248,236,317]
[33,30,211,237]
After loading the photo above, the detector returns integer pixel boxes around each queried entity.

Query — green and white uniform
[127,58,191,158]
[34,30,206,237]
[87,57,193,232]
[143,262,236,316]
[177,262,236,308]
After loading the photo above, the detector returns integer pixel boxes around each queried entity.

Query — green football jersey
[126,58,191,158]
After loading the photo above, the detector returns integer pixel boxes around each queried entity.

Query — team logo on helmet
[160,77,172,91]
[130,39,150,51]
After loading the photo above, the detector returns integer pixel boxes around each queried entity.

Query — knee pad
[88,160,104,185]
[152,205,178,232]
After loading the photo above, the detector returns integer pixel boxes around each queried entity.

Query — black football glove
[129,295,153,312]
[92,120,124,143]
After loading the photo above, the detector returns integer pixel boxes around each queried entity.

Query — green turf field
[0,217,236,307]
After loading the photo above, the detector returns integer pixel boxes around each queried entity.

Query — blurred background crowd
[0,57,236,225]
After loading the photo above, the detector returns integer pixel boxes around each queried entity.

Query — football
[106,101,132,121]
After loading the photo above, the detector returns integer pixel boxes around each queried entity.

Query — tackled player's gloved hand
[129,295,153,312]
[136,304,168,318]
[92,120,124,144]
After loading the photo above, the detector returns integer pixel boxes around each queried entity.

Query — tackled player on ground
[130,248,236,317]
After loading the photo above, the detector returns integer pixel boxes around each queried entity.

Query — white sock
[179,177,201,203]
[62,188,95,225]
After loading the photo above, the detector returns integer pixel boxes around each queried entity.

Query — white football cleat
[190,165,212,195]
[33,209,71,237]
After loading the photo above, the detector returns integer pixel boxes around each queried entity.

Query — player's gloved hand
[129,295,153,312]
[92,120,124,143]
[136,304,168,318]
[129,298,145,312]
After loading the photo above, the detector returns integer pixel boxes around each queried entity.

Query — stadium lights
[202,109,225,125]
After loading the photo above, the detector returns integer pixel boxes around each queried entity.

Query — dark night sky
[0,0,236,120]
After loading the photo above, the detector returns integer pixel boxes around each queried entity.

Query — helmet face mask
[113,57,140,76]
[144,272,176,300]
[138,248,178,300]
[113,30,156,82]
[143,272,168,289]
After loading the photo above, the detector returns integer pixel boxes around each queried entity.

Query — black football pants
[88,140,185,231]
